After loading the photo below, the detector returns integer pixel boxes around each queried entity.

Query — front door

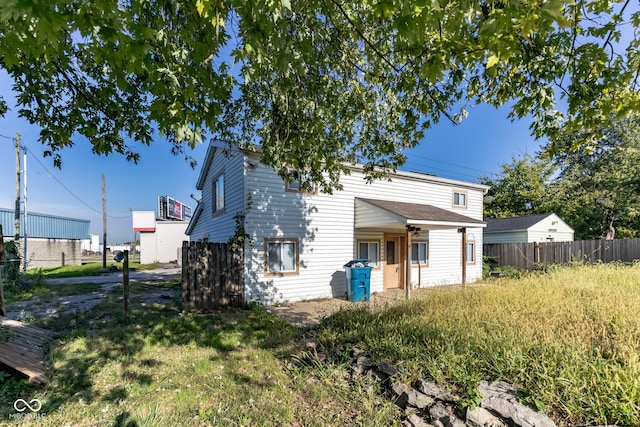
[384,234,405,290]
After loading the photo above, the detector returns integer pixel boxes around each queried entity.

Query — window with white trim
[212,173,225,215]
[411,241,429,265]
[357,241,379,267]
[453,190,467,208]
[465,241,476,264]
[265,238,299,275]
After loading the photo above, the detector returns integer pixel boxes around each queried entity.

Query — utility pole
[22,146,28,272]
[102,174,107,269]
[14,133,20,242]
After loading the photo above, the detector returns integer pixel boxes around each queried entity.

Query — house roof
[194,141,490,193]
[355,198,486,230]
[484,213,556,233]
[185,204,202,235]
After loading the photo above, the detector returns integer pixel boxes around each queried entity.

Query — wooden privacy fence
[484,238,640,270]
[182,242,244,311]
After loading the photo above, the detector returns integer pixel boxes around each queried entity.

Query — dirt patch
[265,291,409,328]
[5,281,180,322]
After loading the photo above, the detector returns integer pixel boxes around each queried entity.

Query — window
[453,190,467,208]
[285,168,317,194]
[265,238,299,275]
[465,241,476,264]
[357,241,379,267]
[213,173,224,215]
[411,241,429,265]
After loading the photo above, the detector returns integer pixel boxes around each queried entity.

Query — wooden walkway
[0,317,55,385]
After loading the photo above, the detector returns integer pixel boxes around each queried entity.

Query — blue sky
[0,70,543,243]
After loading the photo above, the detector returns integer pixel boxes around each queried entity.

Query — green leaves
[0,0,637,190]
[485,117,640,239]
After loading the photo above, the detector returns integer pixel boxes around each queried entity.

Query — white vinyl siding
[188,150,244,242]
[243,162,485,302]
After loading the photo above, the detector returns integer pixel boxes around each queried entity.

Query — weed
[0,371,34,402]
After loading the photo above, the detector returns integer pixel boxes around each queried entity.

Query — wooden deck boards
[0,318,55,385]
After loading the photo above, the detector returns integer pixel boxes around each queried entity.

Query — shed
[484,213,574,243]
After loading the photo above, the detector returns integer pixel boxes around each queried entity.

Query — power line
[22,144,129,219]
[407,151,497,175]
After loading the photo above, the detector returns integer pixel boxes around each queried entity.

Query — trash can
[343,259,373,302]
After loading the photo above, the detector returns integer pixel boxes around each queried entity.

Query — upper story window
[285,167,317,194]
[212,173,225,216]
[452,190,468,208]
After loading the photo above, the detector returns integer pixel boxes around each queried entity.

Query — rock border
[291,343,620,427]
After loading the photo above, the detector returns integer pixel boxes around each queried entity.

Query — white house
[484,213,574,244]
[186,142,488,304]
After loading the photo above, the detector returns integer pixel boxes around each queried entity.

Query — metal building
[0,208,90,269]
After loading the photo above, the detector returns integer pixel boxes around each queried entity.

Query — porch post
[460,227,467,288]
[406,226,412,300]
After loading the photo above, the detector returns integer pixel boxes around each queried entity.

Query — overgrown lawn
[318,262,640,426]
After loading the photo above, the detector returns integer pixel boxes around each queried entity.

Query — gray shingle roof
[484,213,554,233]
[357,198,485,225]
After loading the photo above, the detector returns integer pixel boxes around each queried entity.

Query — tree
[484,117,640,239]
[1,0,638,190]
[480,154,557,219]
[548,116,640,239]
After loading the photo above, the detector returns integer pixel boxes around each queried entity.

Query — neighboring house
[186,142,488,304]
[0,208,90,269]
[132,211,189,265]
[484,213,574,244]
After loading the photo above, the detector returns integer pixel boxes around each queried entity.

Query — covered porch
[354,198,486,296]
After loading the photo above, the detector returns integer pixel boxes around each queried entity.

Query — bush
[1,241,44,297]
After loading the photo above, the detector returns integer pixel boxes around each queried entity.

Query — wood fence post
[123,250,129,317]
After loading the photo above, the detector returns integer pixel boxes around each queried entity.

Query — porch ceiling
[355,198,487,230]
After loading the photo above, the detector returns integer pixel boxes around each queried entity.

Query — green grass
[3,263,640,426]
[32,262,162,278]
[318,262,640,426]
[0,293,399,426]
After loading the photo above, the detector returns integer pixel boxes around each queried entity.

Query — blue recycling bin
[344,259,373,302]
